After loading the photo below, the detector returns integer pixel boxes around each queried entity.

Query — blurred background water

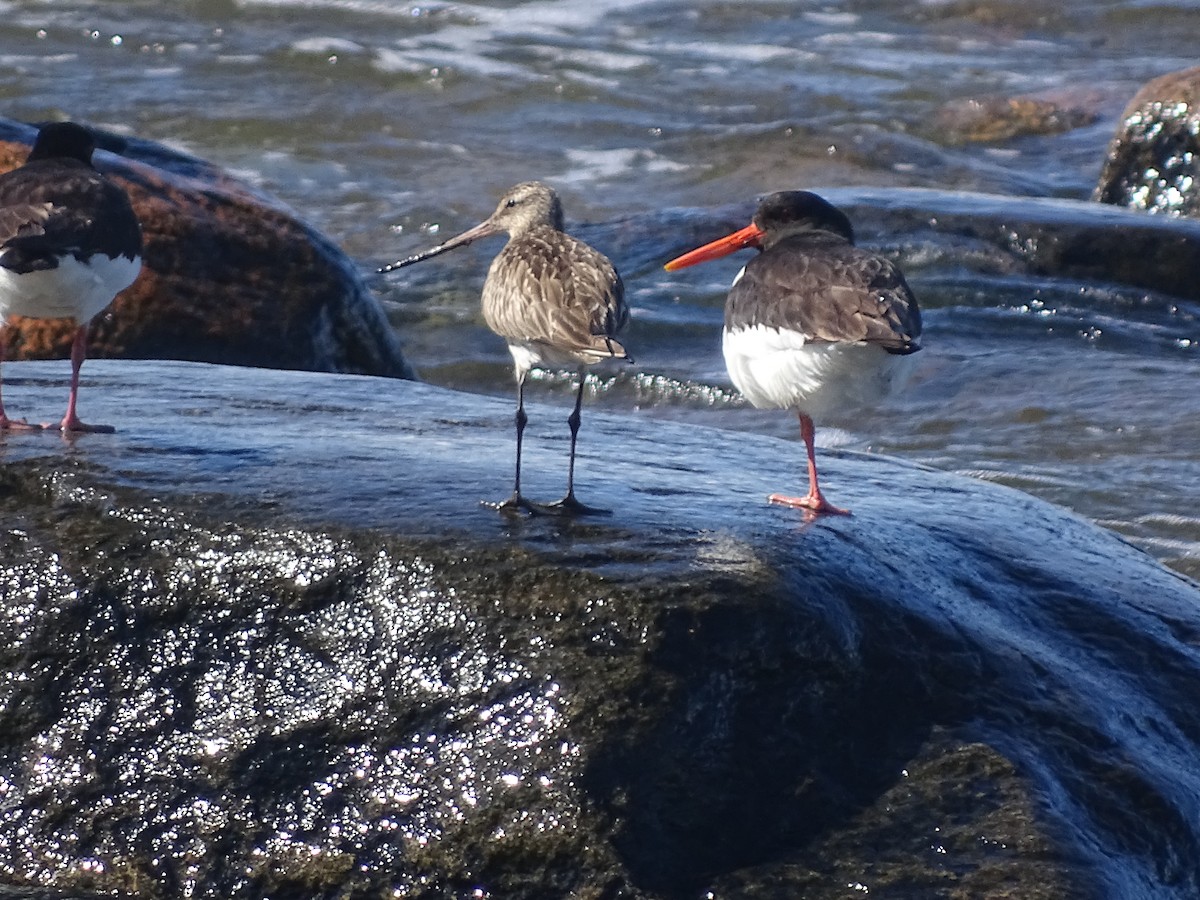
[0,0,1197,573]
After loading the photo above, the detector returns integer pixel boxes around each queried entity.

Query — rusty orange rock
[0,118,414,379]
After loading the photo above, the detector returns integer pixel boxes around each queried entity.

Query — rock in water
[1094,66,1200,218]
[934,93,1097,145]
[2,360,1200,899]
[0,118,413,379]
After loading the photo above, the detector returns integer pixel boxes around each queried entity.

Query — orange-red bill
[662,222,765,271]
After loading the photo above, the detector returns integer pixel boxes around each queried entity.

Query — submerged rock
[1093,67,1200,218]
[0,118,413,379]
[594,186,1200,303]
[1,360,1199,899]
[934,93,1098,145]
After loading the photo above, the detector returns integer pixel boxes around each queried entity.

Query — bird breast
[480,227,626,368]
[722,324,917,419]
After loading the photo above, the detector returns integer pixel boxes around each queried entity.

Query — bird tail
[591,334,633,364]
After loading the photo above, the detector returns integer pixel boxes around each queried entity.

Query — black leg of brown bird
[540,373,610,516]
[485,372,533,514]
[563,374,586,503]
[768,412,850,516]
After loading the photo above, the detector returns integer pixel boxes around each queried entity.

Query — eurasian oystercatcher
[0,121,142,433]
[665,190,921,515]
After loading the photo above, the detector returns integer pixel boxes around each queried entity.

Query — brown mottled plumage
[479,204,628,367]
[380,181,631,514]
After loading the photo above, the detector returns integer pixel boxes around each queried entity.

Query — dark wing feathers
[727,236,921,353]
[482,226,628,358]
[0,158,141,274]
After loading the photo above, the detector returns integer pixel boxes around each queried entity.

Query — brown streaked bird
[0,121,142,433]
[379,181,631,514]
[664,190,921,515]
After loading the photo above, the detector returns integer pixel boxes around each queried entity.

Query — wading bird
[0,121,142,433]
[665,190,921,515]
[381,181,631,514]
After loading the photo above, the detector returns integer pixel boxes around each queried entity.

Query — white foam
[373,0,666,81]
[559,148,687,185]
[629,39,813,65]
[803,10,861,26]
[291,37,367,55]
[236,0,443,16]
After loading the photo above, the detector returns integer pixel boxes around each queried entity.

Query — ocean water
[3,4,1200,897]
[0,0,1197,576]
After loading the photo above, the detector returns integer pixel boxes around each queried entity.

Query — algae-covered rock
[1,360,1199,898]
[601,187,1200,303]
[934,94,1097,145]
[1094,67,1200,218]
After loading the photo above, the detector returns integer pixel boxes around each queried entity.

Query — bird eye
[505,198,518,208]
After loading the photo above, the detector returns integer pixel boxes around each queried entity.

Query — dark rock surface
[2,360,1200,899]
[0,118,413,379]
[585,186,1200,303]
[1094,66,1200,218]
[933,93,1098,145]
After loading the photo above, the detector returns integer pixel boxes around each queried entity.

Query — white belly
[507,340,591,377]
[0,253,141,324]
[722,324,917,419]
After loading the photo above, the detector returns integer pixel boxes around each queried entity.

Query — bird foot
[0,415,45,431]
[59,416,115,434]
[482,493,537,516]
[531,494,612,517]
[768,492,850,516]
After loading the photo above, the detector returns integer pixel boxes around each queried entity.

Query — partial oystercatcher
[665,190,921,515]
[0,121,142,433]
[380,181,631,513]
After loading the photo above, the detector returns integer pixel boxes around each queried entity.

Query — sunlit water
[1,0,1198,575]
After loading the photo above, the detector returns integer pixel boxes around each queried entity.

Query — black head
[752,191,855,246]
[27,121,96,165]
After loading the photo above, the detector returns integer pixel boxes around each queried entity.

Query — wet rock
[933,94,1098,145]
[0,118,413,379]
[1,360,1199,899]
[1093,67,1200,218]
[599,186,1200,302]
[706,736,1079,898]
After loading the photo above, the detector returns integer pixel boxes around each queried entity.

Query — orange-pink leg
[59,324,113,434]
[0,324,40,431]
[768,412,850,516]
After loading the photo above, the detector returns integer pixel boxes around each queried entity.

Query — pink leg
[0,324,40,431]
[59,324,114,434]
[768,412,850,516]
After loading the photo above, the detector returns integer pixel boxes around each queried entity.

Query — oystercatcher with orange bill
[380,181,631,514]
[0,121,142,433]
[665,190,921,515]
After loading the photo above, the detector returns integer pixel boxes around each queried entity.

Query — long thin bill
[378,219,499,273]
[662,222,764,271]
